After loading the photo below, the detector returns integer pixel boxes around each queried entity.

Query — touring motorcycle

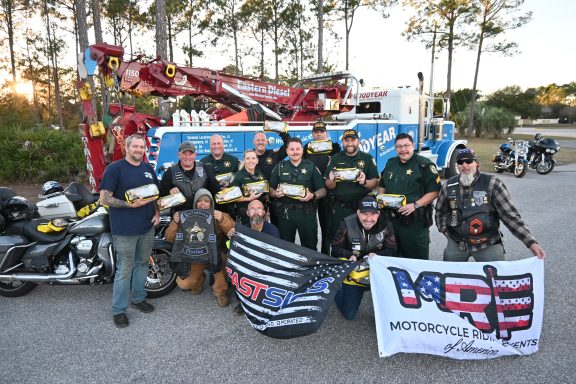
[526,132,560,175]
[492,138,529,178]
[0,187,177,298]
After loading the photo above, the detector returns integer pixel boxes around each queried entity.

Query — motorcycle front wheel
[146,248,177,298]
[0,280,37,297]
[514,162,527,178]
[536,159,555,175]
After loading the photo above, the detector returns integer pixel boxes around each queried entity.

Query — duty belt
[329,195,357,210]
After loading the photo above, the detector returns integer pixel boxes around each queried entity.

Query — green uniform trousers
[277,207,318,251]
[317,198,330,255]
[327,204,356,253]
[391,218,430,260]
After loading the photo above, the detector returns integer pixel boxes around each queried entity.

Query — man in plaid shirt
[435,148,546,261]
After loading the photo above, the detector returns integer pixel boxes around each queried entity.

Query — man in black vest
[435,148,546,261]
[331,196,397,320]
[159,141,208,240]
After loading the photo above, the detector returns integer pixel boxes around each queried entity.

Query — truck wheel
[444,148,461,178]
[0,280,37,297]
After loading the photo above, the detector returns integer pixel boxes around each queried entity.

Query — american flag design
[370,256,544,359]
[227,225,357,339]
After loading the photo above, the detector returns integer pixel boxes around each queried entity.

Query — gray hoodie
[193,188,214,209]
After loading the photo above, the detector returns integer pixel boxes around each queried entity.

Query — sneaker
[216,294,229,307]
[130,300,155,313]
[113,313,129,328]
[233,303,244,316]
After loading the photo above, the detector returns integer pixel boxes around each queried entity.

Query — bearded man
[434,148,546,261]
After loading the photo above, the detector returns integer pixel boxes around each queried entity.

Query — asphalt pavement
[1,164,576,384]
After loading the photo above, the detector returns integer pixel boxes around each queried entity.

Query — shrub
[482,107,516,139]
[0,126,86,183]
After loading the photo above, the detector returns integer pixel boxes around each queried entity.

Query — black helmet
[3,196,36,221]
[42,180,64,196]
[534,133,543,141]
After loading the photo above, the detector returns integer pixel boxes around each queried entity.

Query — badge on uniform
[357,160,365,169]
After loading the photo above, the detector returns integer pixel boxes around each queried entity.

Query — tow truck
[77,43,466,190]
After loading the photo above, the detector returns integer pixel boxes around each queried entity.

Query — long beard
[460,172,475,187]
[250,215,264,226]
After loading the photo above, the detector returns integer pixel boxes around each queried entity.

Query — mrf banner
[227,225,357,339]
[370,256,544,360]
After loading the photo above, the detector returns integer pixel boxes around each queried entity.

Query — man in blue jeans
[100,134,160,328]
[331,196,397,320]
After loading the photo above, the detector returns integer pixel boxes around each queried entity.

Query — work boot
[190,286,203,295]
[216,294,229,307]
[113,313,129,328]
[233,303,244,316]
[130,300,155,313]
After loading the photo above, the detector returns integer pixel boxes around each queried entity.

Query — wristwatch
[414,201,421,209]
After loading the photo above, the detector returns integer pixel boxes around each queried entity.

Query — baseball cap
[456,148,477,162]
[179,141,196,153]
[342,129,359,139]
[312,121,326,131]
[358,196,379,213]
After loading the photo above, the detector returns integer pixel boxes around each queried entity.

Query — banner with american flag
[370,256,544,359]
[226,225,358,339]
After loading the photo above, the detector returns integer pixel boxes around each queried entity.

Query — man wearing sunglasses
[435,148,546,261]
[378,133,441,260]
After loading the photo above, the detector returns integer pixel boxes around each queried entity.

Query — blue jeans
[334,283,369,320]
[112,227,154,315]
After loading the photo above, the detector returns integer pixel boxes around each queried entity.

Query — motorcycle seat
[65,182,99,210]
[5,218,68,243]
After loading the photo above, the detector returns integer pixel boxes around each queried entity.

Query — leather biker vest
[446,173,500,247]
[170,162,207,200]
[344,215,388,257]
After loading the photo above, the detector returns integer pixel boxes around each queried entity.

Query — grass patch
[460,134,576,172]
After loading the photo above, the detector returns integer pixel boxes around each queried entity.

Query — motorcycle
[36,182,100,220]
[0,190,177,298]
[492,138,529,178]
[526,132,560,175]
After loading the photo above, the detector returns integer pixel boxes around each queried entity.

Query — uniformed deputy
[253,130,291,180]
[303,121,340,255]
[378,132,441,260]
[200,134,240,217]
[230,149,268,224]
[324,129,379,250]
[254,130,290,227]
[269,137,327,250]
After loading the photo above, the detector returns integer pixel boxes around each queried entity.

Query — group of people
[99,126,546,328]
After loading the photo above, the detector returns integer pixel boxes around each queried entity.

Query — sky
[341,0,575,95]
[3,0,574,99]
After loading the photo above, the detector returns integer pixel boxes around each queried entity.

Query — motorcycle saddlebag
[0,235,29,269]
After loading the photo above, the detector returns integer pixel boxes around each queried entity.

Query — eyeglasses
[394,144,412,150]
[456,159,475,165]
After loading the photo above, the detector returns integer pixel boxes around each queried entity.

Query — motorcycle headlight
[550,149,556,154]
[546,149,551,153]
